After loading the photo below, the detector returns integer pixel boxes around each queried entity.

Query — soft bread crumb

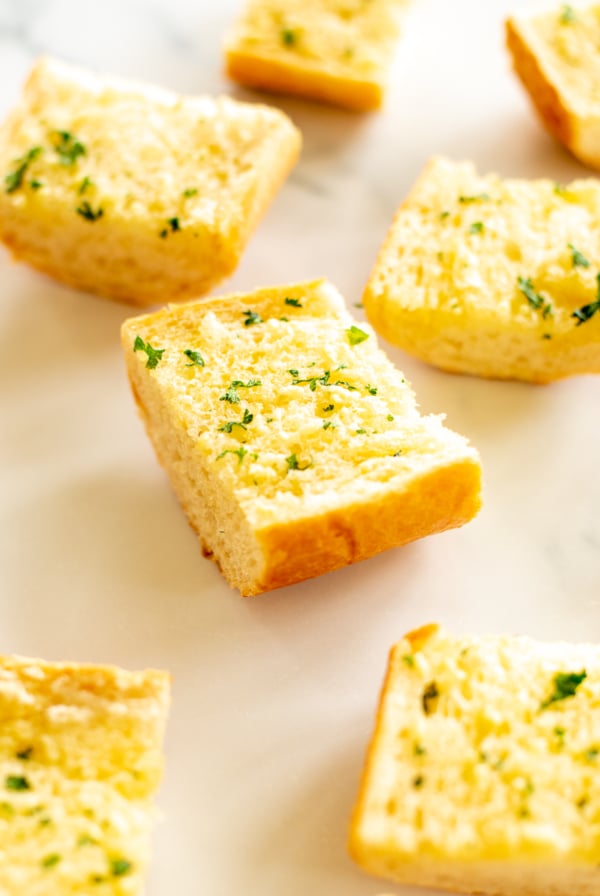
[351,625,600,896]
[224,0,408,111]
[121,278,481,597]
[0,57,301,306]
[507,2,600,170]
[364,156,600,383]
[0,654,169,895]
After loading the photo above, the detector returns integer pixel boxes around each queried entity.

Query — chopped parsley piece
[159,217,181,237]
[356,428,367,435]
[542,333,552,340]
[554,726,566,747]
[286,453,312,472]
[366,384,377,395]
[110,858,133,877]
[30,179,43,190]
[387,414,394,421]
[569,243,590,268]
[323,404,334,412]
[53,130,85,166]
[459,193,491,204]
[76,200,103,222]
[284,296,303,308]
[133,335,165,370]
[41,854,61,869]
[334,379,358,391]
[560,4,576,23]
[183,349,205,367]
[218,408,253,433]
[414,742,426,756]
[572,273,600,325]
[242,309,263,326]
[469,221,484,235]
[585,747,599,762]
[5,146,42,194]
[6,775,30,791]
[16,747,33,761]
[281,27,298,46]
[217,446,250,464]
[78,835,96,847]
[412,775,425,789]
[290,369,330,391]
[517,276,553,318]
[422,681,439,715]
[554,182,569,197]
[354,302,364,308]
[440,210,450,220]
[401,654,415,667]
[347,325,369,346]
[541,670,587,710]
[183,187,198,198]
[322,420,335,430]
[219,379,261,404]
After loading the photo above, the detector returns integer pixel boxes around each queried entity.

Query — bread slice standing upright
[225,0,408,111]
[351,623,600,896]
[0,653,169,895]
[507,2,600,170]
[0,57,300,305]
[122,279,482,597]
[364,156,600,382]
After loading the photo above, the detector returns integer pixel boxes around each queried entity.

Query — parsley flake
[4,146,42,194]
[568,243,590,268]
[281,27,298,46]
[469,221,484,235]
[41,854,61,869]
[110,858,133,877]
[286,453,312,472]
[347,325,369,346]
[422,682,439,715]
[412,775,425,789]
[78,176,94,195]
[414,742,426,756]
[517,276,553,318]
[218,408,253,433]
[366,384,378,395]
[402,654,415,667]
[219,379,261,404]
[217,446,250,465]
[459,193,491,204]
[284,297,303,308]
[183,349,205,367]
[133,335,165,370]
[573,272,600,324]
[541,670,587,710]
[243,309,263,327]
[183,188,198,198]
[6,775,30,791]
[76,201,103,222]
[29,179,43,190]
[322,420,335,430]
[159,217,181,237]
[16,747,33,761]
[560,4,576,23]
[52,130,85,166]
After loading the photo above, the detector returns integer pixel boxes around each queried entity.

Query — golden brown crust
[251,460,482,596]
[226,49,383,111]
[506,17,575,151]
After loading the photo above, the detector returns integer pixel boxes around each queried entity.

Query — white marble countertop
[2,0,600,894]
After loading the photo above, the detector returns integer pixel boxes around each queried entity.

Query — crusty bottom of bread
[226,50,383,112]
[129,375,481,597]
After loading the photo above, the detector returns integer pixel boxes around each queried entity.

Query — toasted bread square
[121,278,481,597]
[0,654,169,895]
[351,624,600,896]
[0,57,300,306]
[507,2,600,170]
[364,156,600,383]
[225,0,407,111]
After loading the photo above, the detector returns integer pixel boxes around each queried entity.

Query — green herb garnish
[517,276,553,318]
[322,420,335,430]
[459,193,491,204]
[414,742,426,756]
[347,325,369,346]
[41,854,61,869]
[76,201,103,222]
[242,309,263,326]
[110,858,133,877]
[281,27,298,46]
[573,273,600,325]
[6,775,30,791]
[217,446,250,464]
[422,681,439,715]
[5,146,42,194]
[30,179,43,190]
[440,210,450,220]
[218,408,253,433]
[560,4,577,23]
[219,379,262,404]
[133,335,165,369]
[290,369,331,391]
[286,453,312,472]
[159,217,181,237]
[183,349,205,367]
[53,130,85,166]
[402,654,415,667]
[469,221,484,235]
[412,775,425,789]
[16,748,33,761]
[78,176,94,195]
[366,384,377,395]
[568,243,590,268]
[585,747,599,762]
[541,670,587,710]
[183,188,198,198]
